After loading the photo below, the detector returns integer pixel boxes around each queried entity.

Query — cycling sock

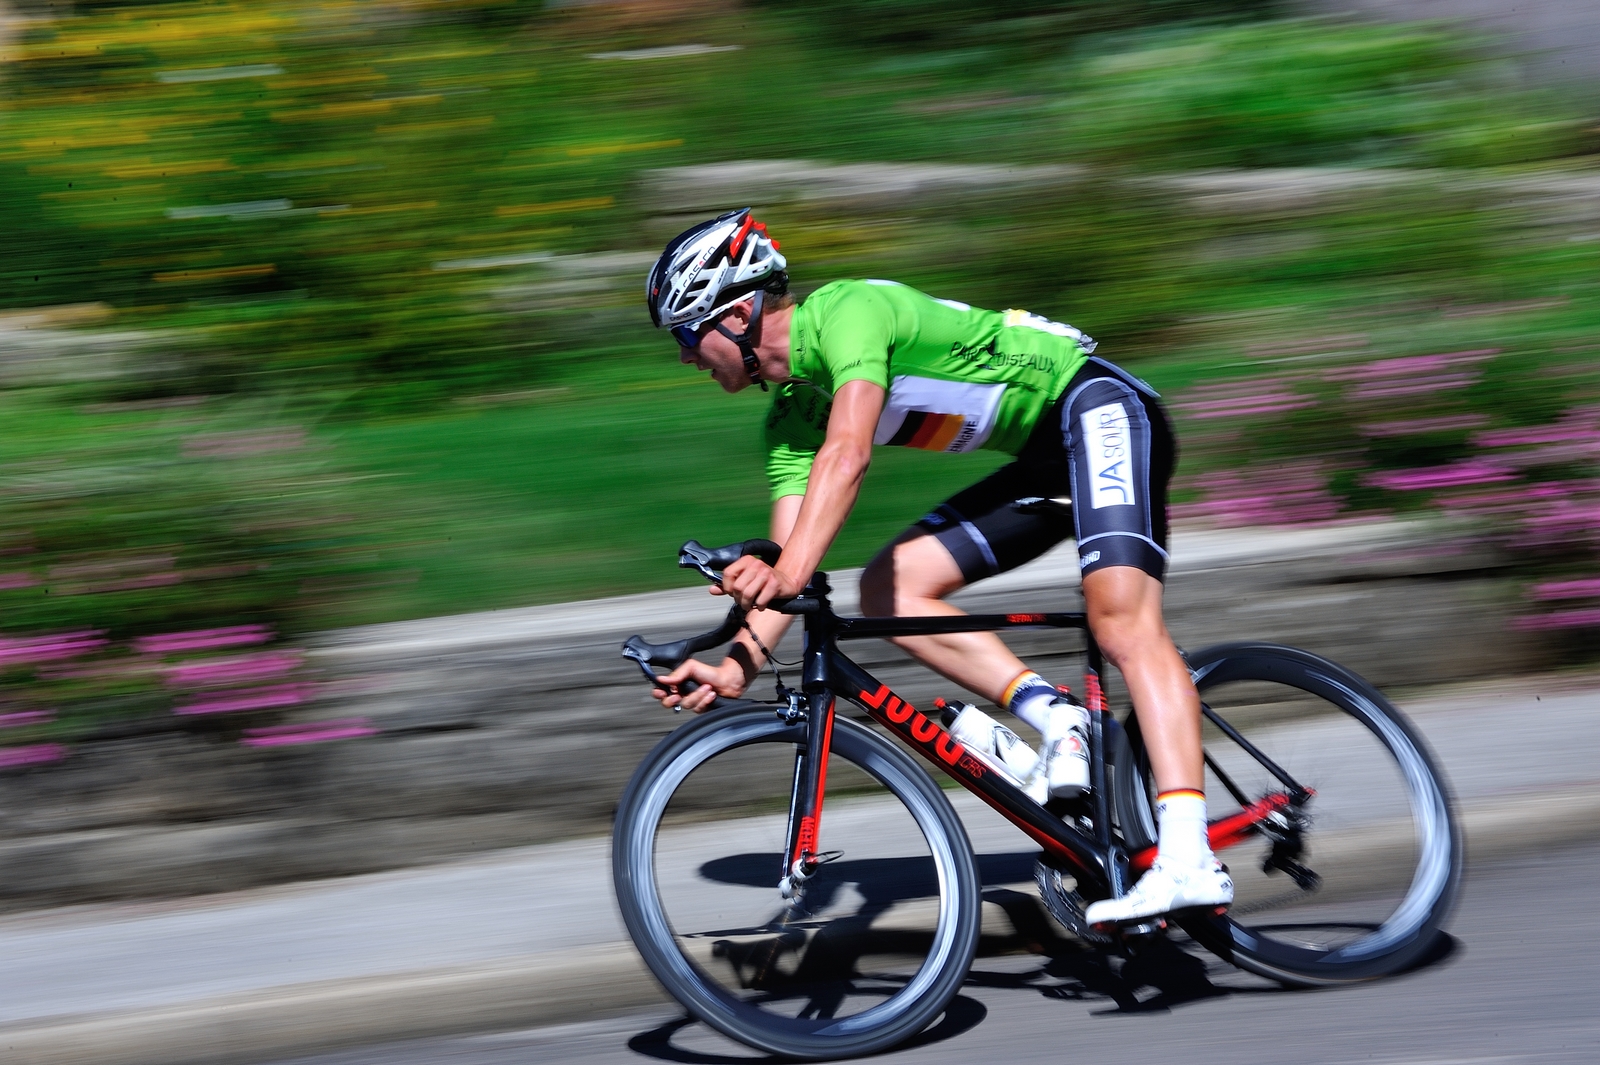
[1003,671,1057,733]
[1155,789,1212,869]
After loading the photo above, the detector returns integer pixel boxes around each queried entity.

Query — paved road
[3,670,1597,1065]
[266,838,1600,1065]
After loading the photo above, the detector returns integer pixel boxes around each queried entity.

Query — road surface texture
[1,670,1597,1065]
[263,839,1600,1065]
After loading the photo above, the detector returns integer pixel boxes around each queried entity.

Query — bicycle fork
[778,687,838,904]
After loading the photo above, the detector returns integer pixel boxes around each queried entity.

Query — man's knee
[859,550,898,615]
[1083,566,1170,663]
[860,534,965,615]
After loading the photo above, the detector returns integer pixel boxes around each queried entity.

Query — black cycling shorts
[913,357,1176,582]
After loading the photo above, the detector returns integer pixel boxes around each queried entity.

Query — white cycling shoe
[1084,859,1234,927]
[1040,701,1090,799]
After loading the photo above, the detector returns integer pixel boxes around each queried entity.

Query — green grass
[321,363,1009,624]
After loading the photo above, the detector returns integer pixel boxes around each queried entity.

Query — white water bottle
[940,700,1048,803]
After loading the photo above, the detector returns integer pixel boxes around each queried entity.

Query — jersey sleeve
[813,283,896,390]
[763,383,831,501]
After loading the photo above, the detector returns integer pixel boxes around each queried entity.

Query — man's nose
[679,347,697,364]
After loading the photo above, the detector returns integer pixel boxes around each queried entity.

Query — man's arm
[719,379,885,611]
[653,494,802,712]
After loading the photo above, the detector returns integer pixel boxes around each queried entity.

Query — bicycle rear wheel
[612,702,981,1059]
[1122,643,1461,985]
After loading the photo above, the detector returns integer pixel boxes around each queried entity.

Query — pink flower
[0,744,67,768]
[1329,350,1498,402]
[1173,377,1320,422]
[164,651,302,688]
[1176,393,1318,420]
[1475,425,1599,449]
[136,626,272,656]
[0,573,38,591]
[1511,608,1600,631]
[1529,578,1600,601]
[174,683,312,715]
[0,632,108,666]
[1363,461,1516,492]
[1179,464,1343,527]
[1343,374,1481,401]
[1358,415,1488,438]
[0,710,54,728]
[1327,349,1499,381]
[240,718,376,747]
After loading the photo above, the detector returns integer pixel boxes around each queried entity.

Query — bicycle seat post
[1082,629,1129,899]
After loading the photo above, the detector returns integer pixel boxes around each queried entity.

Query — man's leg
[860,526,1092,798]
[858,531,1026,705]
[1081,563,1231,923]
[1079,565,1201,794]
[1059,363,1232,922]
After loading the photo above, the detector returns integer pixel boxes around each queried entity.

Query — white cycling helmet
[646,208,788,339]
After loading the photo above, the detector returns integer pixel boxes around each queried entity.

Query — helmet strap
[714,290,769,392]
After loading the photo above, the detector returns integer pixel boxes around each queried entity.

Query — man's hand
[652,657,747,713]
[713,555,806,612]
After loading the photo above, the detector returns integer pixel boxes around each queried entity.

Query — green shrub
[0,400,382,739]
[1060,20,1588,169]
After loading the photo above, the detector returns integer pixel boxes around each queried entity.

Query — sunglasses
[671,323,703,349]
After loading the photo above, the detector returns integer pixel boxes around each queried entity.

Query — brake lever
[678,542,725,585]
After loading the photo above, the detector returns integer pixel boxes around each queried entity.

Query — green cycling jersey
[765,279,1096,500]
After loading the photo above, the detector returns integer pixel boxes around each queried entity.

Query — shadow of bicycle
[627,849,1459,1062]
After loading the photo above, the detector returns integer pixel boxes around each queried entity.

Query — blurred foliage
[2,3,1586,409]
[0,397,382,738]
[1060,20,1589,168]
[765,0,1277,48]
[1,0,1599,732]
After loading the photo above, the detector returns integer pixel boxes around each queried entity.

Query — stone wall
[0,519,1540,909]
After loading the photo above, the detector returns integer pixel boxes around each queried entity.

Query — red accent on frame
[936,733,965,766]
[795,816,817,862]
[1006,613,1046,624]
[909,713,940,743]
[1085,671,1107,714]
[857,679,1094,876]
[1128,791,1302,875]
[859,685,891,709]
[790,702,837,870]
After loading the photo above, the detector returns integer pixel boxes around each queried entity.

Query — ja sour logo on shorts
[1082,401,1136,509]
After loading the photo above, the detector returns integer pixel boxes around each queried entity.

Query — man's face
[678,311,751,394]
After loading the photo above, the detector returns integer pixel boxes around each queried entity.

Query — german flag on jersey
[885,411,972,451]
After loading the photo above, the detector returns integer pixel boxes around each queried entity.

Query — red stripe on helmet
[728,214,756,258]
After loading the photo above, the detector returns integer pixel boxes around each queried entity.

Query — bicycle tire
[1122,643,1461,985]
[612,702,982,1059]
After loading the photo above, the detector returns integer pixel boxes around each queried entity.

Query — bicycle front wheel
[612,703,981,1060]
[1124,643,1461,985]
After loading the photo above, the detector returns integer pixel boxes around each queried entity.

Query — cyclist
[644,208,1231,927]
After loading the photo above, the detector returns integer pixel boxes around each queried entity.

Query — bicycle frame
[769,570,1299,906]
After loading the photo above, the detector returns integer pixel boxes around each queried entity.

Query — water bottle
[937,699,1048,803]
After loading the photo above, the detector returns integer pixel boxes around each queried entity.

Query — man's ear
[725,299,755,328]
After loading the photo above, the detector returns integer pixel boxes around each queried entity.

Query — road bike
[612,535,1461,1059]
